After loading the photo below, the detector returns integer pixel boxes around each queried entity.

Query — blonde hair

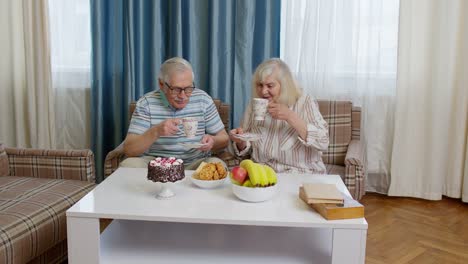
[158,57,194,83]
[251,58,302,106]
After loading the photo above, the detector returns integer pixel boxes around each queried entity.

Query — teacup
[181,118,198,138]
[253,98,268,120]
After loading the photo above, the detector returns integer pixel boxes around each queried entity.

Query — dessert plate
[231,133,262,142]
[179,142,208,149]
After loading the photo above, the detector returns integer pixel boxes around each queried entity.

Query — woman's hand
[268,102,293,121]
[269,101,308,141]
[229,128,247,150]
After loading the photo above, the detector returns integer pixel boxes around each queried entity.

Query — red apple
[231,166,248,185]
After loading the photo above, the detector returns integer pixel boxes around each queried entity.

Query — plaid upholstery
[317,101,352,165]
[105,99,231,178]
[317,101,365,200]
[351,106,361,140]
[212,99,230,132]
[104,144,126,177]
[0,144,9,177]
[325,164,346,178]
[5,148,95,183]
[0,176,95,264]
[27,240,67,264]
[345,140,366,199]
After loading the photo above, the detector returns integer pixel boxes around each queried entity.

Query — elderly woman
[230,58,329,173]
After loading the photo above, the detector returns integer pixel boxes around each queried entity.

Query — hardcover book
[299,186,364,220]
[302,183,344,204]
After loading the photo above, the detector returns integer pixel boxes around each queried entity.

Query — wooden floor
[361,193,468,264]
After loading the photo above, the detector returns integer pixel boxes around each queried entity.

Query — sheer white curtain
[48,0,91,149]
[281,0,400,193]
[0,0,55,148]
[0,0,26,146]
[390,0,468,202]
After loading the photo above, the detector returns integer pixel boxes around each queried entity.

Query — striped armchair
[0,143,96,264]
[317,100,366,200]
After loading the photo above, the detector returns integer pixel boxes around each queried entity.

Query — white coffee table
[67,168,367,264]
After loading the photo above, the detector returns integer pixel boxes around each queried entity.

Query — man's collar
[157,89,171,108]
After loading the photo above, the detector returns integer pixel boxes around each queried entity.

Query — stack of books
[299,183,364,220]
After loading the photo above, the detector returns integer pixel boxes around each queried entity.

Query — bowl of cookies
[191,161,229,189]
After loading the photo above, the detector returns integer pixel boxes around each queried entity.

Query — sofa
[0,143,96,264]
[104,99,366,200]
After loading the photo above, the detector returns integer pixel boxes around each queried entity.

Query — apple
[231,166,248,185]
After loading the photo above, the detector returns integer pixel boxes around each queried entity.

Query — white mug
[181,118,198,138]
[253,98,268,120]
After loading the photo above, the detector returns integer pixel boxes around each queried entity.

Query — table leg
[67,216,100,264]
[331,228,367,264]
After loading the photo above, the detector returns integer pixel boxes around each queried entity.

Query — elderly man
[121,57,229,169]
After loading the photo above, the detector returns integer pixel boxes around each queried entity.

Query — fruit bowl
[190,175,227,189]
[232,184,278,202]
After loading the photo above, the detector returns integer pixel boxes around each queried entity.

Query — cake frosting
[147,157,185,183]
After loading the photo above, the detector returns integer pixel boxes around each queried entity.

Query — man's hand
[268,102,293,121]
[198,134,214,151]
[154,118,181,137]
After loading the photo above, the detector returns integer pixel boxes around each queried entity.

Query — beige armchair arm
[104,143,126,178]
[344,140,366,200]
[5,147,95,183]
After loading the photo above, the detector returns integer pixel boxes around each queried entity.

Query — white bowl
[191,175,227,189]
[232,184,278,202]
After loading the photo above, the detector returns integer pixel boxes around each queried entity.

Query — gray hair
[251,58,302,106]
[158,57,194,83]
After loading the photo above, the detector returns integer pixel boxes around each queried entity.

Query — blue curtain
[90,0,280,182]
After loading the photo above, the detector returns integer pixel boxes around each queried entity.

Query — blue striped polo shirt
[127,88,225,164]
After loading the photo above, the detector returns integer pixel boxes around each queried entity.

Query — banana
[239,160,273,187]
[240,160,260,186]
[255,164,269,187]
[263,165,277,186]
[239,159,254,170]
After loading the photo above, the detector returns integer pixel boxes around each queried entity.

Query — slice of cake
[147,157,185,183]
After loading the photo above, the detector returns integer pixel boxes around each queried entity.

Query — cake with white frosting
[147,157,185,183]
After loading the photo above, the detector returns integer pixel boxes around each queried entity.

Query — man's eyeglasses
[165,82,195,95]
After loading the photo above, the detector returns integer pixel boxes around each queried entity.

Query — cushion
[5,148,95,182]
[0,143,9,176]
[325,164,345,180]
[317,101,352,165]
